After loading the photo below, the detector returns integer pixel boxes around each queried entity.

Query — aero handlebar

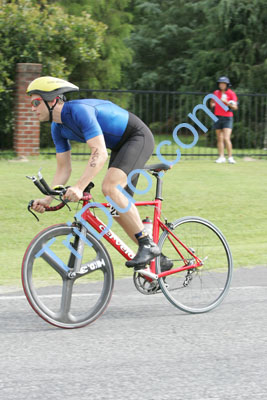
[26,169,93,221]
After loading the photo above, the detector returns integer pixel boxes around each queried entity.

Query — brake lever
[27,200,40,222]
[59,190,71,212]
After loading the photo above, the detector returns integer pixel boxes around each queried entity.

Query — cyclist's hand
[63,186,83,202]
[32,198,51,213]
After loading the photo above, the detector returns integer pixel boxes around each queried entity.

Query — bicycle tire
[22,224,114,329]
[156,216,233,313]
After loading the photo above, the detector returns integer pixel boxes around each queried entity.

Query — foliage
[122,0,267,150]
[57,0,133,90]
[184,0,267,93]
[0,0,106,147]
[124,0,201,90]
[1,0,267,150]
[124,0,267,93]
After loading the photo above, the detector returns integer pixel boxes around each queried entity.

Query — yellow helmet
[26,76,79,101]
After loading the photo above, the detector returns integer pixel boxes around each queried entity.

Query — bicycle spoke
[157,217,233,313]
[58,279,74,322]
[40,251,68,278]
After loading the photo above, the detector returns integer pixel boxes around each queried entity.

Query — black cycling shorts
[108,112,154,196]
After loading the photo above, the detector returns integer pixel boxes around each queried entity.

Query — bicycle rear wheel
[156,216,233,313]
[22,224,114,328]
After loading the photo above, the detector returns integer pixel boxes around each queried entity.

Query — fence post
[14,63,42,157]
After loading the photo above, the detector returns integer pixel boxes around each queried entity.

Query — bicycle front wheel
[156,216,233,313]
[22,224,114,329]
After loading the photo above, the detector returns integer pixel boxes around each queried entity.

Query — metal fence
[2,89,266,159]
[60,89,267,160]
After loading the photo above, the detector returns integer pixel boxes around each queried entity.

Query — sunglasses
[31,98,43,107]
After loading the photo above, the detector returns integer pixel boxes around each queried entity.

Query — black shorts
[213,116,233,130]
[108,112,154,195]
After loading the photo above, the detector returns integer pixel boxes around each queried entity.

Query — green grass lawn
[0,155,266,286]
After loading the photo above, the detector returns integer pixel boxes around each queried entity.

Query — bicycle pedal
[147,280,169,293]
[147,282,160,293]
[133,264,147,271]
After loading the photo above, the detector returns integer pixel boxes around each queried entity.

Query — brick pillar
[14,63,42,157]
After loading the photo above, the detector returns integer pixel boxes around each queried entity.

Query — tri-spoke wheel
[22,224,114,328]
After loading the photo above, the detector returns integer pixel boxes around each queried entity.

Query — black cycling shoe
[159,254,174,272]
[125,236,161,269]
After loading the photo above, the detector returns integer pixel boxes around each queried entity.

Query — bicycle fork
[67,225,87,279]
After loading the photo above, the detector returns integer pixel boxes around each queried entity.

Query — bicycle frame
[80,197,203,280]
[26,167,203,281]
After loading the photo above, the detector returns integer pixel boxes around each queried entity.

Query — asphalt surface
[1,265,267,400]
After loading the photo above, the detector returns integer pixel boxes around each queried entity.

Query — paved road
[0,266,267,400]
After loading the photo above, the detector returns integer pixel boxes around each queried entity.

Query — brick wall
[14,63,42,157]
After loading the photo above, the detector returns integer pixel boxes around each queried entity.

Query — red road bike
[22,163,233,329]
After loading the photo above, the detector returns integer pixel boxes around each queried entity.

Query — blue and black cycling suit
[51,99,154,194]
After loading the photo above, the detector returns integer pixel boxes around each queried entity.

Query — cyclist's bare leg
[102,167,142,243]
[216,129,224,157]
[102,168,164,269]
[222,128,233,157]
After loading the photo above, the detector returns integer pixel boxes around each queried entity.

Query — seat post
[154,173,163,200]
[144,163,170,201]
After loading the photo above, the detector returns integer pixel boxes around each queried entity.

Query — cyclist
[210,76,238,164]
[26,76,173,271]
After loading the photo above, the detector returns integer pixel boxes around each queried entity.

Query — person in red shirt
[210,76,238,163]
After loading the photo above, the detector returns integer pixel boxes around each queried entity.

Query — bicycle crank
[133,271,160,295]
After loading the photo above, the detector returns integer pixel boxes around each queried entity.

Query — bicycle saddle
[144,163,172,172]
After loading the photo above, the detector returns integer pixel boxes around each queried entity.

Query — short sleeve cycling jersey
[51,99,129,153]
[213,89,238,117]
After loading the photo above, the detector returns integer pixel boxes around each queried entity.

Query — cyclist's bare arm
[64,135,108,202]
[32,136,108,211]
[32,151,72,213]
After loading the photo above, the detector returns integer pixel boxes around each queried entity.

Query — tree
[124,0,267,93]
[184,0,267,150]
[57,0,133,89]
[0,0,106,148]
[184,0,267,93]
[123,0,203,90]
